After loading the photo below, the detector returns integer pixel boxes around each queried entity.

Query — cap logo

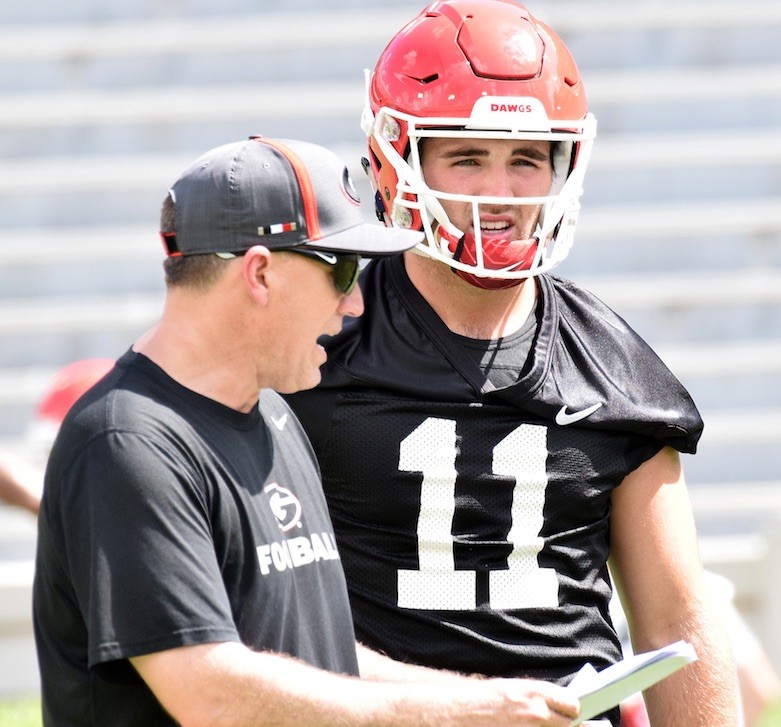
[341,167,361,205]
[258,222,299,236]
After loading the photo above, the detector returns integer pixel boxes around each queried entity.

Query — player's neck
[403,251,538,340]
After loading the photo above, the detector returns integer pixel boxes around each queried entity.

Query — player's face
[270,252,363,394]
[420,137,554,241]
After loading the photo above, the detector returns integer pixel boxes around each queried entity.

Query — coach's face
[265,251,363,394]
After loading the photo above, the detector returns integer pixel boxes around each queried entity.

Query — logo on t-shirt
[265,482,302,532]
[256,482,341,577]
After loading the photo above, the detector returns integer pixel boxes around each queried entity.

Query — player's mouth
[478,217,514,239]
[482,220,509,229]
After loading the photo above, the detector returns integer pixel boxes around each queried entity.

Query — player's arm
[609,445,740,725]
[132,641,580,727]
[0,456,41,515]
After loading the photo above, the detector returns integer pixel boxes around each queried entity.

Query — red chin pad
[447,233,538,290]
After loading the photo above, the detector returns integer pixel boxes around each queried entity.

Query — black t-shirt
[34,351,358,727]
[286,256,703,725]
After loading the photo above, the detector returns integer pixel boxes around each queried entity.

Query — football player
[285,1,740,725]
[0,357,115,515]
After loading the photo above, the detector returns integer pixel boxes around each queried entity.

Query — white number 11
[397,417,559,611]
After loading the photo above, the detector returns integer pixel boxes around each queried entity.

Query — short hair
[159,194,231,289]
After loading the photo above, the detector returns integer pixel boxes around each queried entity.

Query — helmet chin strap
[420,193,544,289]
[444,229,539,290]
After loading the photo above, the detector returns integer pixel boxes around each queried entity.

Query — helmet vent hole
[406,73,440,85]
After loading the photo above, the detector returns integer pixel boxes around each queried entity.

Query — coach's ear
[240,245,273,305]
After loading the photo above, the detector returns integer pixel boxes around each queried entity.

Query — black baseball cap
[161,136,422,257]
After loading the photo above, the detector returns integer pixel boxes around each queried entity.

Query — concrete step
[0,7,421,93]
[582,269,781,312]
[2,194,779,286]
[689,480,781,528]
[0,338,775,414]
[0,141,778,250]
[1,315,780,427]
[572,197,781,263]
[1,62,779,155]
[585,63,781,135]
[0,226,164,298]
[583,269,781,345]
[4,128,778,181]
[1,3,779,90]
[0,292,157,381]
[0,217,778,352]
[4,332,781,389]
[0,0,412,27]
[0,505,38,562]
[679,406,781,485]
[0,268,778,336]
[0,563,38,698]
[534,1,781,36]
[0,293,160,337]
[659,341,781,412]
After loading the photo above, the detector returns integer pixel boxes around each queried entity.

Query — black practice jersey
[34,351,358,727]
[286,256,702,703]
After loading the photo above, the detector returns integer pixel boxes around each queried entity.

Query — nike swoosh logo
[555,403,602,426]
[313,252,337,264]
[271,413,288,431]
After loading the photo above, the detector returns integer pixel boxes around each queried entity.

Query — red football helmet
[361,0,596,288]
[25,357,115,464]
[35,358,115,426]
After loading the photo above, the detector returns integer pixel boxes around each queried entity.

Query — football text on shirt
[256,532,340,576]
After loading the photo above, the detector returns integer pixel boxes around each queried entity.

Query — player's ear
[240,245,273,305]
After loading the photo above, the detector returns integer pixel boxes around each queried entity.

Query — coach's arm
[131,641,580,727]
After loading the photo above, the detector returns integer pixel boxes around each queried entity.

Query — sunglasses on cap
[215,248,361,296]
[287,249,361,296]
